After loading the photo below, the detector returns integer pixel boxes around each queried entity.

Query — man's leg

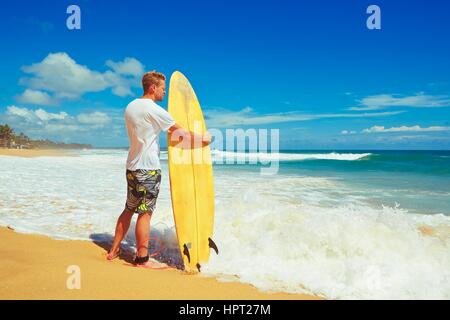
[135,211,152,258]
[108,208,134,258]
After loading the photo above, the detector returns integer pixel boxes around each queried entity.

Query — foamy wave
[205,186,450,299]
[160,150,371,162]
[1,151,449,299]
[211,150,371,162]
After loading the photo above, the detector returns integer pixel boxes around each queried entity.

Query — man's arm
[168,123,212,149]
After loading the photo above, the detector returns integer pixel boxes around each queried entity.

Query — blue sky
[0,0,449,149]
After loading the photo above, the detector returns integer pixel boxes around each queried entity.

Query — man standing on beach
[107,71,211,268]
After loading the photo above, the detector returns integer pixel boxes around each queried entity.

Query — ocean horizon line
[83,147,450,152]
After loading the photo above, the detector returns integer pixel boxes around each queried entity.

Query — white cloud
[105,57,144,77]
[77,111,111,126]
[16,89,58,106]
[6,105,36,122]
[102,70,135,97]
[35,109,68,121]
[21,52,108,99]
[341,130,356,135]
[203,106,403,128]
[41,123,86,133]
[387,135,450,142]
[362,125,450,133]
[18,52,145,103]
[4,105,112,136]
[7,105,69,123]
[349,93,450,111]
[0,105,129,146]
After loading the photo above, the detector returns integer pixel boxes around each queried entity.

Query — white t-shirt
[125,98,176,170]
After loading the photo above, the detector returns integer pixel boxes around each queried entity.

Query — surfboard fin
[196,263,201,272]
[208,238,219,255]
[183,244,191,263]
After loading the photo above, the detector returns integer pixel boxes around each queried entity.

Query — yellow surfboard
[167,71,218,272]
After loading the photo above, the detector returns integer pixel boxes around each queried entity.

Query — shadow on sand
[90,221,184,270]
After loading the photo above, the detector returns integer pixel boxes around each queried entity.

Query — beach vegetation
[0,123,91,149]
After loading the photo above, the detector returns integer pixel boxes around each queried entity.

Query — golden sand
[0,227,319,300]
[0,148,70,158]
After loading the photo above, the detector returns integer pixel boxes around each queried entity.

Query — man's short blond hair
[142,71,166,93]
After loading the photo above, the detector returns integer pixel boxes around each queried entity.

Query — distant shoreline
[0,148,72,158]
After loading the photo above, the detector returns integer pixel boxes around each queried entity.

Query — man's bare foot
[136,258,170,269]
[106,247,121,261]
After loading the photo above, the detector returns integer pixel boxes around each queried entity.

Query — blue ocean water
[276,150,450,215]
[211,150,450,215]
[204,149,450,298]
[1,149,449,298]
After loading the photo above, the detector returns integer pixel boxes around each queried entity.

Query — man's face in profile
[154,81,166,101]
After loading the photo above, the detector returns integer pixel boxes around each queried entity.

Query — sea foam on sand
[1,150,449,299]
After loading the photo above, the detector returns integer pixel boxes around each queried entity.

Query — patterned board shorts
[125,169,162,215]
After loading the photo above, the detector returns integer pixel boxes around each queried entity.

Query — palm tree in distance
[0,124,15,147]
